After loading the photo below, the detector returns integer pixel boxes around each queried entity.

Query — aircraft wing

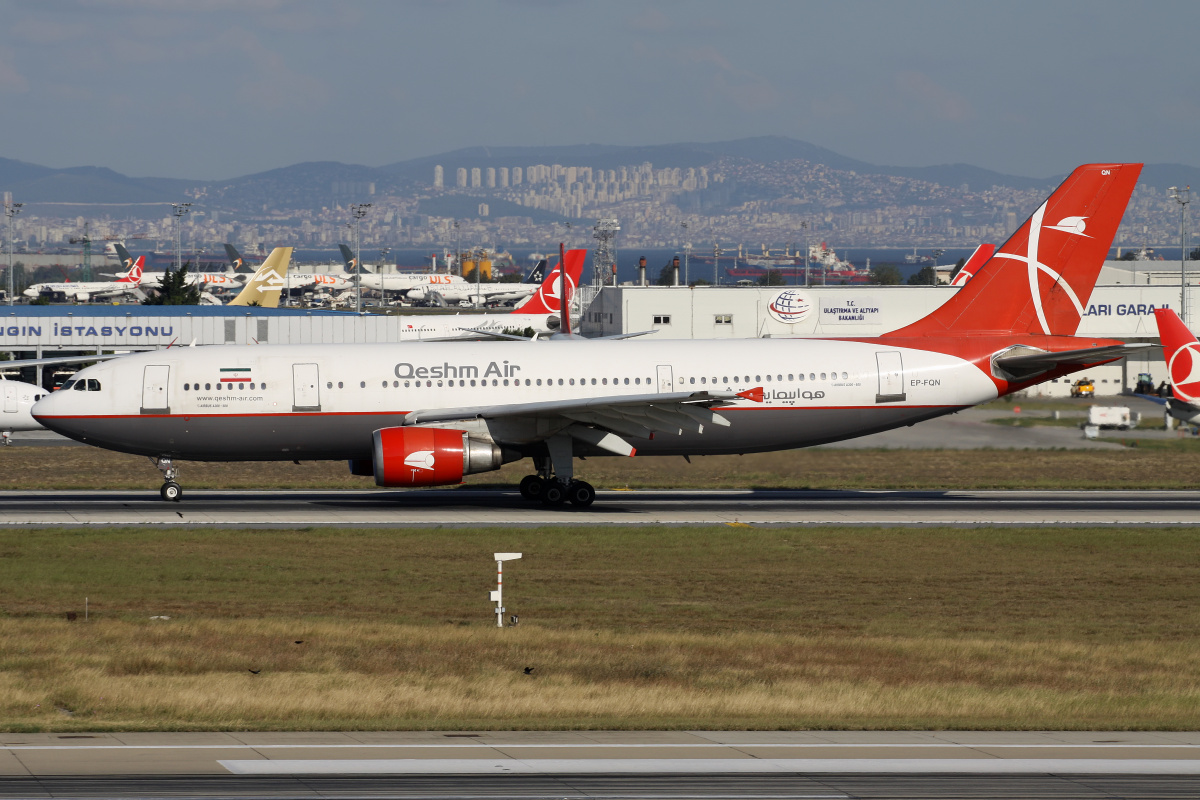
[404,390,747,454]
[1,353,124,369]
[993,343,1152,379]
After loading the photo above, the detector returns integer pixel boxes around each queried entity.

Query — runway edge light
[492,553,522,629]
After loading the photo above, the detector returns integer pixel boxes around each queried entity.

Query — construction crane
[68,223,94,281]
[68,227,149,280]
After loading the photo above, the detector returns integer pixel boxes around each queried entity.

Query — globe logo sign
[767,289,812,324]
[1169,341,1200,402]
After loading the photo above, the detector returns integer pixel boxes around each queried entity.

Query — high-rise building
[456,168,467,188]
[486,167,496,188]
[434,165,444,189]
[470,168,481,188]
[512,167,523,185]
[499,167,509,188]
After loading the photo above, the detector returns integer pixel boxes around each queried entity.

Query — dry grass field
[1,525,1199,731]
[5,443,1200,491]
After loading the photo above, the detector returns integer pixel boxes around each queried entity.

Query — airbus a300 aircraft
[34,164,1144,507]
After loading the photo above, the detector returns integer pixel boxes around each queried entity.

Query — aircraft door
[875,352,906,403]
[656,365,674,393]
[140,365,171,414]
[292,363,321,412]
[3,382,16,413]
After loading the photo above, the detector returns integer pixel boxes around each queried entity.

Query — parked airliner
[33,164,1143,507]
[0,378,49,444]
[24,254,143,302]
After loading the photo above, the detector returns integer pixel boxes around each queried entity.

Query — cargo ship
[721,242,869,283]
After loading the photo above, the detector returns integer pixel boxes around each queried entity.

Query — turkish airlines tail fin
[949,243,996,287]
[228,247,293,307]
[224,244,253,274]
[112,243,144,284]
[511,249,585,314]
[1154,308,1200,402]
[887,163,1141,337]
[523,259,548,284]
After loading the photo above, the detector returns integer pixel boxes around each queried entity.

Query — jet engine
[370,426,502,487]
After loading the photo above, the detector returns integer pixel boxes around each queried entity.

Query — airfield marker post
[491,553,522,628]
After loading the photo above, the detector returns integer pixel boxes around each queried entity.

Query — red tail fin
[511,248,584,314]
[887,163,1141,337]
[949,243,995,287]
[1155,308,1200,402]
[117,256,144,284]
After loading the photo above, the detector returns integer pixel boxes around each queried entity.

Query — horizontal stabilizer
[993,343,1151,379]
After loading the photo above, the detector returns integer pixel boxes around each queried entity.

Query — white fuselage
[357,273,466,294]
[406,280,535,305]
[32,338,998,462]
[24,280,139,301]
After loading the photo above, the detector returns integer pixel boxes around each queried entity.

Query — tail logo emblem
[537,268,577,310]
[1168,342,1200,402]
[991,202,1090,335]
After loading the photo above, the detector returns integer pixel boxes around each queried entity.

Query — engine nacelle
[371,426,502,487]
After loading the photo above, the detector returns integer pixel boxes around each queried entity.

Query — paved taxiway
[2,487,1199,526]
[2,731,1200,798]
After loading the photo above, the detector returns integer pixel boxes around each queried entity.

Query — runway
[1,488,1199,526]
[2,732,1200,798]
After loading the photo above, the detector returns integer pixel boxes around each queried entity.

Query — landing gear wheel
[519,474,544,500]
[539,480,567,506]
[566,480,596,508]
[160,481,182,502]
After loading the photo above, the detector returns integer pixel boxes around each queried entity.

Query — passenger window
[205,383,211,390]
[360,381,366,388]
[820,373,827,380]
[570,379,575,385]
[842,372,848,380]
[809,373,815,381]
[327,382,332,389]
[536,379,542,386]
[184,383,190,391]
[722,376,728,383]
[382,381,388,388]
[602,378,607,385]
[503,379,509,386]
[393,381,398,388]
[470,380,476,386]
[635,377,641,385]
[591,378,597,385]
[338,381,344,389]
[558,379,564,385]
[765,375,772,382]
[701,377,707,384]
[799,374,805,381]
[405,381,411,388]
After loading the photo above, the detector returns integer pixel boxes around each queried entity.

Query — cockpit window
[86,379,101,391]
[62,380,76,390]
[74,381,87,391]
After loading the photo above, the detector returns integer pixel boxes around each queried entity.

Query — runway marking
[218,757,1200,775]
[4,741,1200,751]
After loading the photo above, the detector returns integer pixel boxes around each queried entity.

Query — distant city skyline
[0,1,1197,181]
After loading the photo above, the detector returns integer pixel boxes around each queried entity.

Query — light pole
[5,201,22,306]
[170,203,191,273]
[351,203,372,314]
[801,221,810,287]
[931,248,944,286]
[681,222,689,285]
[1170,186,1191,323]
[713,242,721,286]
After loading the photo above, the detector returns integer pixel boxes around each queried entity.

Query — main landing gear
[519,435,596,508]
[153,456,182,502]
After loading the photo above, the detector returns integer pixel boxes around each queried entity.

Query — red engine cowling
[371,427,502,487]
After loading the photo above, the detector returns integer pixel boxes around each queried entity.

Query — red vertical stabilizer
[887,163,1141,338]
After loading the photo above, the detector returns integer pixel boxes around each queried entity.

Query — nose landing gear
[153,456,182,502]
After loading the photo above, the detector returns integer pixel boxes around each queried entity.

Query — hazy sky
[1,0,1197,181]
